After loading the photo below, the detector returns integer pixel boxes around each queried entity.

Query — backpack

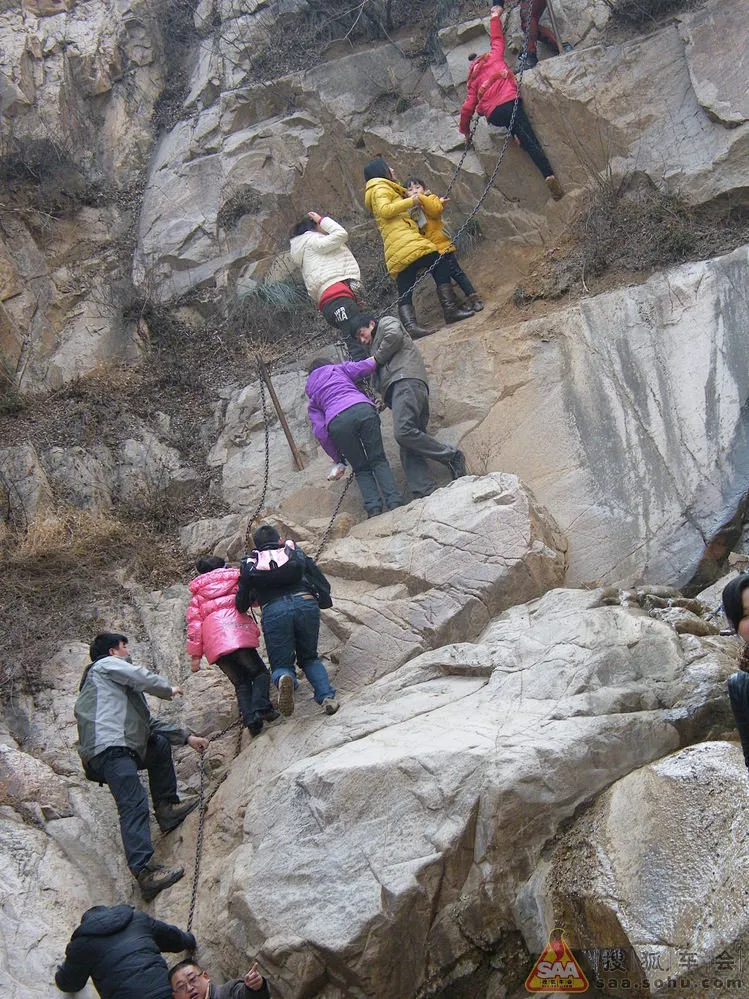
[302,557,333,610]
[241,541,304,589]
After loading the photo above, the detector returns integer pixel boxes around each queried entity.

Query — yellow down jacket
[364,177,439,277]
[414,192,456,255]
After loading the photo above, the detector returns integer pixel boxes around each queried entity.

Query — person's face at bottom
[171,966,210,999]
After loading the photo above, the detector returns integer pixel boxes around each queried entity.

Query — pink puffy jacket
[186,567,260,664]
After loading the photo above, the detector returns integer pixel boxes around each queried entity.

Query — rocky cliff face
[2,0,749,996]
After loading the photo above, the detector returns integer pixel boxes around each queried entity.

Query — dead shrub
[603,0,703,27]
[1,508,186,699]
[516,177,749,303]
[217,187,263,230]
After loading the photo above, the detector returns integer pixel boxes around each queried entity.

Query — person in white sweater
[289,212,367,358]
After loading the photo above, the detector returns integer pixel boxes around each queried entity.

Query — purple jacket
[306,357,377,462]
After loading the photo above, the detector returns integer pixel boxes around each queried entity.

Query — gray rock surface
[518,741,749,999]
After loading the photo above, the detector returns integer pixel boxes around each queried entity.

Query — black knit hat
[722,573,749,632]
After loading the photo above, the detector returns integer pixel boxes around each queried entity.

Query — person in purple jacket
[305,355,405,518]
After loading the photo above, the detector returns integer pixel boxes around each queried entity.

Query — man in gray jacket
[75,632,209,900]
[355,314,467,498]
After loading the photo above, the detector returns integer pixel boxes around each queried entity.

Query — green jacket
[75,656,189,769]
[371,315,429,405]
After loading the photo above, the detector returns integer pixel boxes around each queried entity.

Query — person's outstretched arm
[147,913,197,953]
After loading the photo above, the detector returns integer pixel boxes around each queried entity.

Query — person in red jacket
[459,4,563,199]
[186,556,279,737]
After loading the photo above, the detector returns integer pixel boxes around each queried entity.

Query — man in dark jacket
[355,314,468,499]
[75,632,209,900]
[236,525,338,718]
[55,904,195,998]
[169,958,271,999]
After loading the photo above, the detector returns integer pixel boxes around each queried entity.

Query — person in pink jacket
[186,556,279,736]
[459,4,563,199]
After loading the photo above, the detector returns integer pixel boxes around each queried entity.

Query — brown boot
[155,797,199,833]
[467,293,484,312]
[436,285,474,324]
[545,175,564,200]
[136,862,184,901]
[398,304,435,339]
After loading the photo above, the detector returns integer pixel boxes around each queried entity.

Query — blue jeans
[261,593,336,703]
[88,735,178,875]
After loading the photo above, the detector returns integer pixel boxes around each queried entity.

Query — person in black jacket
[169,958,271,999]
[55,904,195,998]
[235,524,338,719]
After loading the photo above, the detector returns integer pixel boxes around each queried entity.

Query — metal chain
[244,364,271,549]
[187,718,243,932]
[375,16,532,319]
[315,471,356,561]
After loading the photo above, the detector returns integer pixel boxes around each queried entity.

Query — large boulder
[453,244,749,588]
[157,588,738,998]
[518,741,749,999]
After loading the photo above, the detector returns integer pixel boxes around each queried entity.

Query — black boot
[398,304,435,339]
[436,284,474,324]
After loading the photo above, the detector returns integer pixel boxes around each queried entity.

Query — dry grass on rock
[1,508,186,700]
[514,179,749,306]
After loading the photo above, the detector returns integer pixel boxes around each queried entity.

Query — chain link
[315,472,356,561]
[186,718,244,933]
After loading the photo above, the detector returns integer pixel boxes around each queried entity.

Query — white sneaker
[327,463,347,481]
[322,698,339,715]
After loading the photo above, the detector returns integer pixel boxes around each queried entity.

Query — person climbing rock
[169,958,271,998]
[516,0,560,70]
[405,176,483,313]
[363,156,474,338]
[187,556,279,737]
[459,4,563,200]
[74,633,209,901]
[236,525,339,719]
[56,904,195,999]
[355,314,468,499]
[289,212,368,359]
[722,573,749,772]
[306,355,404,518]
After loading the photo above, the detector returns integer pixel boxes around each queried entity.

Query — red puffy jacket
[459,14,518,135]
[186,567,260,664]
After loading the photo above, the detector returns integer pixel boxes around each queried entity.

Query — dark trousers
[487,101,554,180]
[328,402,404,514]
[88,735,178,875]
[728,671,749,771]
[396,252,452,306]
[320,294,369,360]
[444,251,475,297]
[261,593,336,703]
[215,647,273,727]
[519,0,559,55]
[390,379,458,498]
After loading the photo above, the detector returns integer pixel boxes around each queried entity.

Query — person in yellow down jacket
[363,156,474,338]
[405,176,483,313]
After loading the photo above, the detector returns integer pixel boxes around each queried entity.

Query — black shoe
[136,862,184,901]
[448,450,468,480]
[155,797,199,833]
[248,720,263,737]
[517,51,538,70]
[258,709,281,723]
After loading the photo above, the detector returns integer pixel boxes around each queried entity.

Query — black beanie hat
[364,157,392,182]
[722,573,749,632]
